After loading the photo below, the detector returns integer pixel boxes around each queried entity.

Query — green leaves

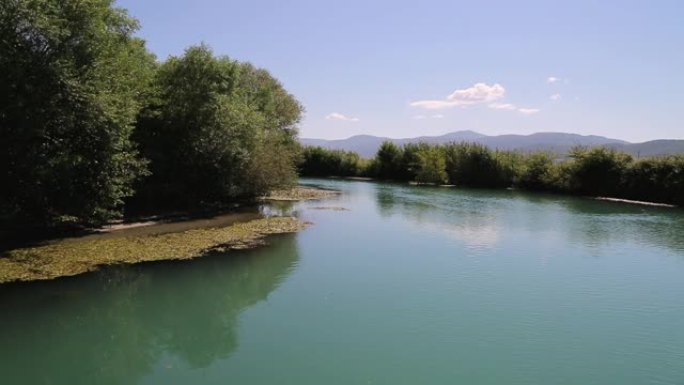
[133,45,303,208]
[1,2,304,227]
[0,0,155,226]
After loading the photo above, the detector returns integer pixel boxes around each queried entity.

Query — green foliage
[0,2,305,229]
[236,63,303,135]
[299,146,363,177]
[517,152,555,190]
[565,147,632,196]
[133,45,302,208]
[399,142,432,181]
[375,141,403,180]
[443,142,511,188]
[623,155,684,205]
[414,147,448,184]
[0,0,156,226]
[301,140,684,206]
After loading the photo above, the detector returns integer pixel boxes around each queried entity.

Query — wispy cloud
[517,108,540,115]
[325,112,359,122]
[488,103,516,110]
[489,103,540,115]
[411,83,505,109]
[414,114,445,119]
[547,76,570,85]
[550,93,562,101]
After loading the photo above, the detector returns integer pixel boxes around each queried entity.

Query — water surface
[2,179,684,385]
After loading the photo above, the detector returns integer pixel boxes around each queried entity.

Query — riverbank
[0,217,308,284]
[0,186,343,284]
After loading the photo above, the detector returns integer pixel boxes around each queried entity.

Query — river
[1,178,683,385]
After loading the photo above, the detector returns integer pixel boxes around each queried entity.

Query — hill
[301,131,684,158]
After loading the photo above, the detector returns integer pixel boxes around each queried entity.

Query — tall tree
[134,45,303,208]
[415,147,447,184]
[0,0,155,226]
[375,141,403,180]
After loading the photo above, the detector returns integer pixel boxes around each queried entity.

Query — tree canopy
[132,45,302,209]
[0,0,155,225]
[0,1,304,228]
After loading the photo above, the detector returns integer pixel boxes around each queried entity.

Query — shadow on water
[0,233,300,385]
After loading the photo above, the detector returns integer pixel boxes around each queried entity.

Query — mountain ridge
[301,131,684,158]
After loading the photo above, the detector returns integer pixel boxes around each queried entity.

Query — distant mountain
[300,131,684,158]
[616,140,684,157]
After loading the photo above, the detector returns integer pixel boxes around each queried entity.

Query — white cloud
[413,114,445,120]
[325,112,359,122]
[548,76,570,85]
[411,83,505,109]
[518,108,540,115]
[489,103,516,110]
[550,93,562,101]
[489,103,540,115]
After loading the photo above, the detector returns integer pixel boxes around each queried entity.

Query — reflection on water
[2,179,684,385]
[0,235,299,385]
[374,182,684,255]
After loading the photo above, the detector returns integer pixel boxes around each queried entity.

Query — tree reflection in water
[0,234,299,385]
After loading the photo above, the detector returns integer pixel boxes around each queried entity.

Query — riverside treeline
[299,142,684,206]
[0,0,302,228]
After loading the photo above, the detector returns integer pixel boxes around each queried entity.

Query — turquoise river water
[1,178,684,384]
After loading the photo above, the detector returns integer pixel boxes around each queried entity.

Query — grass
[0,217,308,284]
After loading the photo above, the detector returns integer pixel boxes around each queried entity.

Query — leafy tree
[399,142,432,181]
[444,142,505,187]
[375,141,403,180]
[623,155,684,205]
[236,63,303,135]
[299,139,684,206]
[566,147,632,196]
[414,147,448,184]
[517,152,555,190]
[0,0,156,226]
[299,146,362,177]
[133,45,302,208]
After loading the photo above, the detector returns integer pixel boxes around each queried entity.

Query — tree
[0,0,156,226]
[133,45,302,208]
[566,147,632,196]
[517,152,554,190]
[299,146,362,177]
[375,141,403,180]
[399,142,432,181]
[444,142,503,187]
[414,147,447,184]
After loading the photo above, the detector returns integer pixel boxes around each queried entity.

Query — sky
[116,0,684,142]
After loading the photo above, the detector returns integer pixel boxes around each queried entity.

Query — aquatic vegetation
[265,187,340,201]
[0,217,308,284]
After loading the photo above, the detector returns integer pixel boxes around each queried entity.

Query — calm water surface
[2,179,684,385]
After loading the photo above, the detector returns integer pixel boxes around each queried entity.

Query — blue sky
[117,0,683,142]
